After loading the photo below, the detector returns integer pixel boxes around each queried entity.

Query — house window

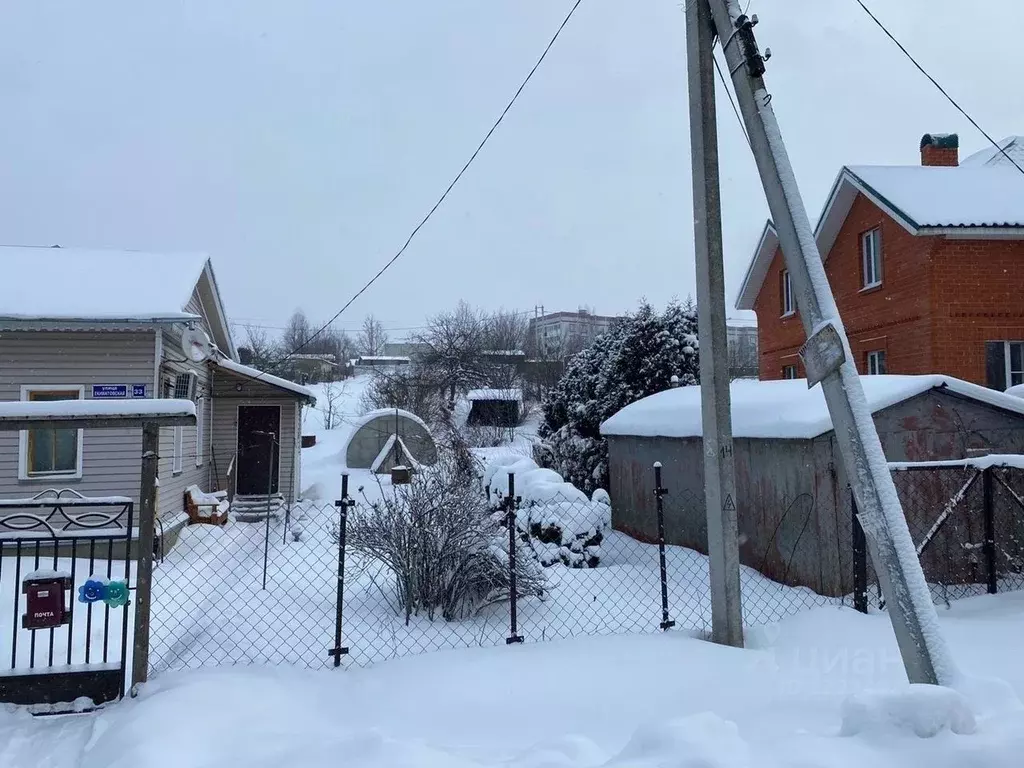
[866,350,888,375]
[861,228,882,289]
[782,365,798,380]
[173,425,184,474]
[20,386,84,479]
[780,270,795,316]
[195,397,204,467]
[1007,342,1024,387]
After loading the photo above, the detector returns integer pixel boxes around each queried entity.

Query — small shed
[344,408,438,474]
[467,389,522,428]
[600,375,1024,597]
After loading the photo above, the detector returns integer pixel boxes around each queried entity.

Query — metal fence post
[131,423,159,691]
[653,462,675,630]
[852,491,868,614]
[983,467,998,595]
[262,433,274,591]
[506,472,523,645]
[328,473,351,666]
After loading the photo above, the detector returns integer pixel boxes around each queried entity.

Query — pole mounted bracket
[731,14,768,78]
[799,321,847,388]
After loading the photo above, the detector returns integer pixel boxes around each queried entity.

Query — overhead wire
[244,0,586,383]
[852,0,1024,178]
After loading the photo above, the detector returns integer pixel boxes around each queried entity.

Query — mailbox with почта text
[22,574,72,630]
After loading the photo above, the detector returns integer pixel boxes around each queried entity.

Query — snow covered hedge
[484,455,612,569]
[537,300,700,493]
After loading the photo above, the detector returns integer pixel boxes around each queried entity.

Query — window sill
[172,470,184,477]
[19,473,82,483]
[780,311,796,319]
[860,283,883,294]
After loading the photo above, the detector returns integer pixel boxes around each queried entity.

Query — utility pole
[686,0,743,647]
[701,0,955,684]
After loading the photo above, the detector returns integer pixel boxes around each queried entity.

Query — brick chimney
[920,133,959,166]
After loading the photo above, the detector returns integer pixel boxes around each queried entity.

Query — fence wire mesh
[148,462,1024,675]
[856,465,1024,609]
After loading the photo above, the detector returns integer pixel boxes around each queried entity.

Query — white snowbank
[890,455,1024,471]
[601,375,1024,440]
[840,684,976,738]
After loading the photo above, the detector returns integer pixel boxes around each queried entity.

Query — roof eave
[734,221,778,311]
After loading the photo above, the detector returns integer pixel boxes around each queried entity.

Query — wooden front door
[236,406,280,495]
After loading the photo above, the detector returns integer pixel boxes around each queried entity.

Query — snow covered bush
[538,300,700,493]
[346,451,544,622]
[484,456,612,569]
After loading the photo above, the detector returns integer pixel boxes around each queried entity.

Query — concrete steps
[231,494,285,522]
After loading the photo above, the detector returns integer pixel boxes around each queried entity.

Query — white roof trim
[735,221,778,311]
[734,165,1024,312]
[213,358,317,403]
[201,260,238,361]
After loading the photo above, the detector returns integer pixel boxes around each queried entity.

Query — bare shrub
[347,453,545,622]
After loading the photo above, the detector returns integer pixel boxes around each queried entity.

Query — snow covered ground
[5,593,1024,767]
[144,377,829,670]
[4,376,1024,765]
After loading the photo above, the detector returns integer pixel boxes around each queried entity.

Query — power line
[852,0,1024,178]
[255,0,585,377]
[713,52,750,150]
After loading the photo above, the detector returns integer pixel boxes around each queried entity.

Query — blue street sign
[92,385,128,399]
[131,385,147,398]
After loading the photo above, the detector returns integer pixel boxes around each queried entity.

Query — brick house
[735,134,1024,389]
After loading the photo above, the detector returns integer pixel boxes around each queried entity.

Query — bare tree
[283,309,313,352]
[357,314,389,357]
[415,301,489,404]
[484,308,528,353]
[347,450,545,622]
[239,324,279,370]
[319,380,346,430]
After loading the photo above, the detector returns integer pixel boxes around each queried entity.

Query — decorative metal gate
[0,490,135,712]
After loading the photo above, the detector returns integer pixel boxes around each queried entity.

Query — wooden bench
[184,485,229,526]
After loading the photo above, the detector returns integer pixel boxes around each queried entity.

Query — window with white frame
[866,350,888,375]
[1007,342,1024,387]
[861,228,882,289]
[780,270,795,316]
[20,385,84,479]
[195,396,204,467]
[173,425,184,474]
[782,364,798,380]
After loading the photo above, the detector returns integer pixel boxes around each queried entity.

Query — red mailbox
[22,574,72,630]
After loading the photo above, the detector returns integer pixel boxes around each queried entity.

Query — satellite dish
[181,327,212,363]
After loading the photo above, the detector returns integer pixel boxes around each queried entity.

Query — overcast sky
[1,0,1021,339]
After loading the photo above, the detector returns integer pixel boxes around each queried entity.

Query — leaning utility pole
[692,0,956,684]
[686,0,744,648]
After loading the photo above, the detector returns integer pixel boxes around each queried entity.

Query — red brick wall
[754,193,1024,384]
[931,239,1024,384]
[755,193,946,381]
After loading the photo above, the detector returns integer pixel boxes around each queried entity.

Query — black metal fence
[853,464,1024,610]
[0,491,135,708]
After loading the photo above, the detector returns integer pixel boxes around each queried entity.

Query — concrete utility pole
[700,0,955,684]
[686,0,744,648]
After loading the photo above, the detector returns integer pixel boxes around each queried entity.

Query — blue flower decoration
[104,581,129,608]
[78,579,106,604]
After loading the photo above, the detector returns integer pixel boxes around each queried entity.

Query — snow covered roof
[0,398,196,430]
[736,162,1024,310]
[1006,384,1024,400]
[357,356,411,363]
[600,375,1024,440]
[961,136,1024,168]
[468,389,523,402]
[846,165,1024,228]
[0,246,211,322]
[214,358,317,404]
[349,407,431,435]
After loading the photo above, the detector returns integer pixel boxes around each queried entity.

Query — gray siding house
[600,375,1024,596]
[0,246,314,531]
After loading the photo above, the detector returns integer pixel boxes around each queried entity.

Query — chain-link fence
[852,464,1024,610]
[149,461,1024,675]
